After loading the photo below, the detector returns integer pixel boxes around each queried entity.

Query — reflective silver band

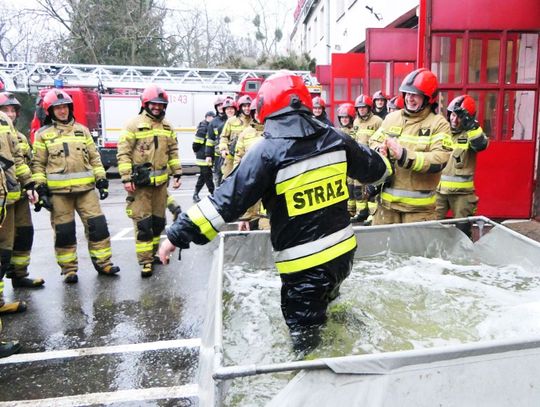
[274,224,354,262]
[275,150,347,184]
[198,197,225,231]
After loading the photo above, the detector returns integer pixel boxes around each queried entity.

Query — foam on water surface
[221,253,540,406]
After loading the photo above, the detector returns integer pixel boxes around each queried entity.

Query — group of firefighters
[159,67,488,353]
[0,66,488,358]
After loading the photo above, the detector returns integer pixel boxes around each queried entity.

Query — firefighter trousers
[373,204,438,225]
[279,250,354,353]
[194,166,214,195]
[0,200,33,280]
[126,183,167,266]
[50,190,113,276]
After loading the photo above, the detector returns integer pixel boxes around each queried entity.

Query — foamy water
[221,253,540,406]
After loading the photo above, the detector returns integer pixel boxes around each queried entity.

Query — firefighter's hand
[158,238,177,264]
[220,150,228,159]
[172,176,181,189]
[124,182,136,193]
[26,189,39,204]
[238,220,250,231]
[205,157,212,165]
[384,137,404,160]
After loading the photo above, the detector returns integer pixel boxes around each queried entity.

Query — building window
[507,33,538,84]
[432,35,463,84]
[502,90,536,141]
[313,17,318,45]
[468,36,500,84]
[319,6,325,40]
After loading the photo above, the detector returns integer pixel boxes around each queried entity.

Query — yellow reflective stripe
[32,173,47,182]
[134,129,172,139]
[467,127,483,139]
[167,195,176,206]
[7,191,21,200]
[187,205,218,241]
[93,167,106,177]
[56,253,77,264]
[150,173,168,184]
[16,164,31,176]
[118,163,132,172]
[89,248,112,259]
[152,236,161,245]
[0,280,3,294]
[276,235,357,274]
[136,242,153,253]
[439,180,474,189]
[48,177,95,188]
[11,255,30,266]
[412,152,425,171]
[33,141,46,150]
[276,162,347,195]
[168,159,180,167]
[119,131,135,143]
[381,190,436,206]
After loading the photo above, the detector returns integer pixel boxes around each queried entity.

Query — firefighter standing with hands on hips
[159,71,392,354]
[369,68,452,224]
[32,89,119,284]
[0,92,44,292]
[436,95,489,237]
[117,85,182,278]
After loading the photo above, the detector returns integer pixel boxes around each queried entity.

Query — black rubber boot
[141,264,153,278]
[0,341,21,358]
[63,272,78,284]
[96,264,120,276]
[350,208,369,223]
[192,193,201,203]
[11,277,45,288]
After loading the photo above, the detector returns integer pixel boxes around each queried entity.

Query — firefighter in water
[352,94,382,223]
[0,108,38,313]
[205,96,227,185]
[192,110,216,203]
[372,90,388,120]
[117,85,182,278]
[233,98,269,231]
[32,89,119,283]
[218,95,252,179]
[387,95,404,113]
[0,92,44,291]
[158,71,392,353]
[312,96,333,126]
[369,68,452,225]
[436,95,489,237]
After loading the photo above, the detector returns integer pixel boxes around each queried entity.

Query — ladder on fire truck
[0,61,319,93]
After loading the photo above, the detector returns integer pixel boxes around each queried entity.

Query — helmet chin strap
[144,105,165,120]
[404,95,428,114]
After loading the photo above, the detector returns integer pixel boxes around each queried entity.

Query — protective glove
[35,184,52,212]
[96,178,109,200]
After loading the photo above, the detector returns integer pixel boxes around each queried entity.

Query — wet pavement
[0,172,216,406]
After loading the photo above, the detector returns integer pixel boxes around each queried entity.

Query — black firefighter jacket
[167,113,392,274]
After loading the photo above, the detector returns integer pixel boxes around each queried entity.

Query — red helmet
[337,103,356,119]
[222,97,237,110]
[399,68,439,104]
[447,94,476,120]
[372,90,387,101]
[354,94,373,108]
[43,89,73,115]
[0,92,21,110]
[388,95,404,110]
[214,95,225,106]
[256,70,313,123]
[140,85,168,108]
[312,96,326,109]
[237,95,252,107]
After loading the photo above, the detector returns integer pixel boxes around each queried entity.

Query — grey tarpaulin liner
[197,217,540,406]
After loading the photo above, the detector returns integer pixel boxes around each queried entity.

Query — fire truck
[0,62,320,169]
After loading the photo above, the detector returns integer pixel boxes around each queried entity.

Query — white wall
[291,0,419,65]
